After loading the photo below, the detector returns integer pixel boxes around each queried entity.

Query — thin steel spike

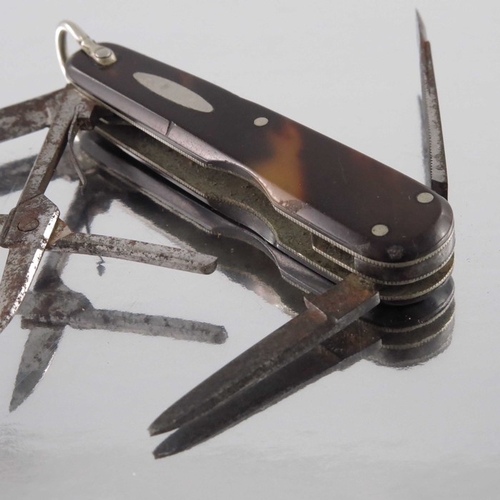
[417,11,448,199]
[149,274,379,435]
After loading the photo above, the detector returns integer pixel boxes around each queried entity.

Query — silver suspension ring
[56,20,117,79]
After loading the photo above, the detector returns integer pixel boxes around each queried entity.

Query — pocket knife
[0,14,454,457]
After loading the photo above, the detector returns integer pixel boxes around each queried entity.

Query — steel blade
[153,321,381,457]
[417,11,448,199]
[9,325,64,412]
[18,88,92,204]
[0,88,92,333]
[0,156,38,197]
[0,89,65,143]
[0,195,59,333]
[149,274,379,435]
[48,227,217,275]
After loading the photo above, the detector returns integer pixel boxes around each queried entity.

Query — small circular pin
[417,192,434,204]
[18,218,39,232]
[95,47,113,60]
[372,224,389,237]
[254,117,269,127]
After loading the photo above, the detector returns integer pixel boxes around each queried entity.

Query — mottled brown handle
[66,44,453,266]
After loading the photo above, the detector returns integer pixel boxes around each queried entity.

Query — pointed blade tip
[0,316,13,336]
[149,419,176,436]
[153,447,175,459]
[153,433,191,458]
[149,424,161,437]
[416,10,428,43]
[9,399,21,413]
[201,256,217,275]
[149,403,196,435]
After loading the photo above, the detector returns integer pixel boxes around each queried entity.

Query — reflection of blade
[154,321,380,457]
[0,156,38,196]
[20,289,227,344]
[9,326,64,412]
[83,310,227,344]
[19,284,228,344]
[417,12,448,199]
[9,279,226,411]
[149,274,379,435]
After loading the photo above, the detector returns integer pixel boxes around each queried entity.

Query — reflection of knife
[2,154,227,412]
[0,14,454,457]
[11,279,227,412]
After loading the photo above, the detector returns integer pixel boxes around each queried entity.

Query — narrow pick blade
[9,325,64,412]
[149,274,379,435]
[417,11,448,199]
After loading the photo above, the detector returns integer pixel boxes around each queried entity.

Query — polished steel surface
[1,2,499,499]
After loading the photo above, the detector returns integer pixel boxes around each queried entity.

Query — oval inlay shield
[133,72,214,113]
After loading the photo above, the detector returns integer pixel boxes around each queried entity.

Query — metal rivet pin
[254,117,268,127]
[371,224,389,237]
[95,47,113,60]
[17,219,39,232]
[417,192,434,204]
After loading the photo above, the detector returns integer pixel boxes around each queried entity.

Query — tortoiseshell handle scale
[66,44,453,268]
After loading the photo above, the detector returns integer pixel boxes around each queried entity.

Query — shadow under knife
[6,154,227,412]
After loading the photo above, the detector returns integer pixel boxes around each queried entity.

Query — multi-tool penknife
[0,14,454,457]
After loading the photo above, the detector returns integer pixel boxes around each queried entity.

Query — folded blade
[417,11,448,199]
[149,274,379,435]
[0,195,59,333]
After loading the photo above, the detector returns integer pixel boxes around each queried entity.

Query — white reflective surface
[1,1,500,499]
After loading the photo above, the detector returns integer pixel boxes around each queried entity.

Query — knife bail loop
[56,20,117,79]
